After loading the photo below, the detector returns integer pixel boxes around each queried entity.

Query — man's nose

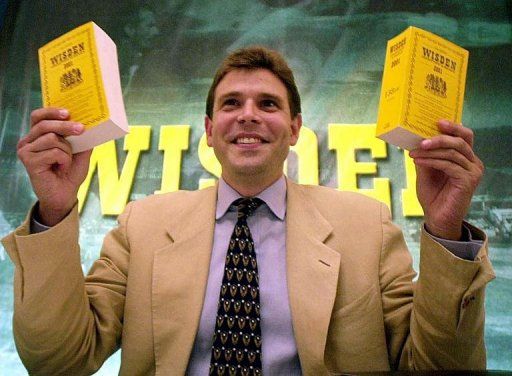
[237,101,261,124]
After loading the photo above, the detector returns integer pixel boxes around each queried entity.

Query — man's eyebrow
[216,91,242,102]
[258,93,284,103]
[217,91,285,99]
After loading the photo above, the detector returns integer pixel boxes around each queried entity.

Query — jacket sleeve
[1,203,133,376]
[378,203,496,370]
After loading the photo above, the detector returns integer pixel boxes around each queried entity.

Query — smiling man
[3,46,495,376]
[205,66,301,196]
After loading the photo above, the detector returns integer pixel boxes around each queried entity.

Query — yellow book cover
[376,26,468,150]
[38,21,128,153]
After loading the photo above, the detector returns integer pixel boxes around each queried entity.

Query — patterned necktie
[210,198,264,376]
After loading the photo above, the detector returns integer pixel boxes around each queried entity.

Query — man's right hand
[17,107,92,226]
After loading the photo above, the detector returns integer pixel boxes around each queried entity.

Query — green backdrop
[1,1,511,374]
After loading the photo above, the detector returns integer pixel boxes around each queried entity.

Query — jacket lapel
[286,181,341,374]
[151,181,341,374]
[152,186,217,375]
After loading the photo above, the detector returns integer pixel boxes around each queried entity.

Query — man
[3,46,495,375]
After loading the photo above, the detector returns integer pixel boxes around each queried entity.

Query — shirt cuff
[424,223,483,261]
[30,216,52,233]
[29,203,52,234]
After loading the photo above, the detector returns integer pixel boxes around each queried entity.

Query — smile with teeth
[236,137,263,144]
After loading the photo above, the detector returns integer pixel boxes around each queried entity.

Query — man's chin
[225,163,272,179]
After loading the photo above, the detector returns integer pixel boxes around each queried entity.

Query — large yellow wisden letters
[401,150,423,216]
[155,125,190,194]
[77,126,151,215]
[198,133,221,189]
[328,124,391,210]
[287,125,319,185]
[75,123,422,217]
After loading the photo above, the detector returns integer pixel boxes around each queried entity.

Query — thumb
[71,149,93,183]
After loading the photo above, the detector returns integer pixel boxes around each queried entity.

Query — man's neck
[221,173,284,197]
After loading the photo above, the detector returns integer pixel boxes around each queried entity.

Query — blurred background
[1,1,511,373]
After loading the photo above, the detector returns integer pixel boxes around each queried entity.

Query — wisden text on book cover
[38,21,128,153]
[376,26,469,150]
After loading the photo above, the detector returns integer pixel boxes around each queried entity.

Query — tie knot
[234,198,263,219]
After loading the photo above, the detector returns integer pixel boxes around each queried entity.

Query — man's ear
[289,113,302,146]
[205,116,213,147]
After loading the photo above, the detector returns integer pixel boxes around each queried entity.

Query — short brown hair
[206,46,301,119]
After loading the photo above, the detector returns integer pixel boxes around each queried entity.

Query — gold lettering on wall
[155,125,190,194]
[286,125,319,185]
[328,124,391,211]
[198,132,221,189]
[401,150,423,216]
[75,123,423,219]
[77,126,151,214]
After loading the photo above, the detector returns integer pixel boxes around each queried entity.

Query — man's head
[206,46,301,120]
[204,46,302,195]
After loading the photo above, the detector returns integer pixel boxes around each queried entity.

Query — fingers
[19,108,84,149]
[410,148,473,173]
[19,120,83,148]
[17,107,81,174]
[24,132,72,155]
[413,154,483,182]
[411,135,476,165]
[30,107,69,126]
[436,119,474,147]
[17,132,73,170]
[409,119,484,183]
[26,146,73,174]
[410,120,477,163]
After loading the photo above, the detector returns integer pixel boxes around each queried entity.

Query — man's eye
[261,99,277,108]
[223,98,238,107]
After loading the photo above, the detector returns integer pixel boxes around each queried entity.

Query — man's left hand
[409,120,484,240]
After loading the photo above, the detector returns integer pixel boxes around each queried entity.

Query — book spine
[399,27,413,129]
[454,50,468,124]
[376,28,408,136]
[403,27,426,135]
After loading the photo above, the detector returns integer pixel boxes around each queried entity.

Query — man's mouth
[235,137,264,144]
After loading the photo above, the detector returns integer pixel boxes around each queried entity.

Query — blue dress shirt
[187,176,302,375]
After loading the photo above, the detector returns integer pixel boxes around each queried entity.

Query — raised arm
[17,107,91,226]
[409,120,484,240]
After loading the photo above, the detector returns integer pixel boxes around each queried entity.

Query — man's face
[205,68,301,187]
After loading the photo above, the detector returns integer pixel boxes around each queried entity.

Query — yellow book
[38,21,128,153]
[376,26,468,150]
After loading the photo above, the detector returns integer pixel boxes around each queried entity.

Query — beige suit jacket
[2,180,495,375]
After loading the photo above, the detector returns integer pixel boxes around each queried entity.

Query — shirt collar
[216,176,287,220]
